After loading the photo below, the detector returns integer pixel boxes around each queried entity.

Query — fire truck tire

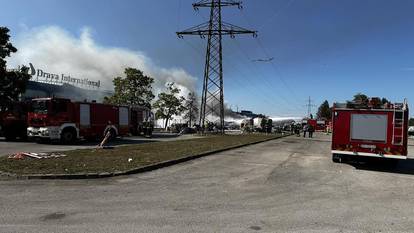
[386,159,399,167]
[20,133,28,141]
[146,129,153,138]
[4,134,16,141]
[332,154,342,163]
[131,128,138,136]
[61,128,77,144]
[4,129,16,141]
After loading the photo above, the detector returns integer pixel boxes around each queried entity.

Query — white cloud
[6,25,197,97]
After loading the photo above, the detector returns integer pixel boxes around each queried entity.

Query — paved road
[2,133,414,232]
[0,133,200,156]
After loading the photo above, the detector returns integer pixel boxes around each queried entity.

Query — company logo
[29,63,36,76]
[28,63,100,88]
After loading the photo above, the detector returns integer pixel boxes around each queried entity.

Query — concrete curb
[0,134,291,180]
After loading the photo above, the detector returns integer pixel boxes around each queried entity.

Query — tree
[104,68,154,108]
[183,92,198,127]
[153,83,185,129]
[353,93,368,104]
[266,119,273,133]
[381,97,390,104]
[260,118,267,132]
[317,100,332,119]
[0,27,31,110]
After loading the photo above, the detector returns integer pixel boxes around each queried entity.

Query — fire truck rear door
[80,104,91,127]
[350,114,387,142]
[119,107,129,126]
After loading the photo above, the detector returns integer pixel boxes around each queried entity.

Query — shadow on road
[150,132,180,138]
[345,158,414,175]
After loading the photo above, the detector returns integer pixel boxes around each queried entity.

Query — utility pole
[187,92,194,127]
[305,96,316,118]
[177,0,257,134]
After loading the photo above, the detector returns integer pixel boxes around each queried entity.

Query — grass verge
[0,134,284,175]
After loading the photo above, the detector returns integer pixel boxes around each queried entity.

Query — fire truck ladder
[392,106,404,145]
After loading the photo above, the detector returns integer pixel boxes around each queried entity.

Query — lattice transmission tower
[305,96,316,118]
[177,0,257,133]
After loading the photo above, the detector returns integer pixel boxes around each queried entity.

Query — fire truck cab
[331,98,409,162]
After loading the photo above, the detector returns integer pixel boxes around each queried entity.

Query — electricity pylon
[305,96,316,118]
[177,0,257,133]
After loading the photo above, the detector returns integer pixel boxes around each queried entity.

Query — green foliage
[183,92,199,127]
[260,118,267,130]
[381,97,390,104]
[317,100,332,120]
[153,83,185,129]
[353,93,369,104]
[0,27,31,110]
[409,118,414,126]
[267,119,273,133]
[0,27,17,69]
[104,68,154,108]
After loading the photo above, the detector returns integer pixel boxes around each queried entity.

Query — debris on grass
[8,152,67,160]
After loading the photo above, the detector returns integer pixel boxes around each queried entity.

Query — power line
[228,38,304,112]
[182,37,299,115]
[258,0,295,31]
[179,32,303,116]
[181,36,304,115]
[238,8,303,106]
[179,36,300,115]
[177,0,257,133]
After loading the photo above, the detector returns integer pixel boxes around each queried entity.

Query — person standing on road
[303,124,308,138]
[295,124,300,136]
[308,124,314,138]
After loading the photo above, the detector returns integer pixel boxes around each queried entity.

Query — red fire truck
[27,97,153,143]
[331,98,409,162]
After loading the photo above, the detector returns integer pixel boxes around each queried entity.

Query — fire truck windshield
[31,100,49,114]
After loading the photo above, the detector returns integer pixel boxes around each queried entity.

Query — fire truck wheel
[386,159,399,168]
[131,128,138,136]
[4,134,16,141]
[61,128,77,144]
[4,130,16,141]
[332,154,342,163]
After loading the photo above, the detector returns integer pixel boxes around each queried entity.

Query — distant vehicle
[253,117,266,131]
[170,123,188,133]
[27,97,153,143]
[241,118,254,132]
[408,126,414,136]
[331,98,409,163]
[179,127,197,134]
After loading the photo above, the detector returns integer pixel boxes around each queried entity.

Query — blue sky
[1,0,414,117]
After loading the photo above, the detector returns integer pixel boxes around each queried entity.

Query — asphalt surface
[2,133,414,232]
[0,133,201,156]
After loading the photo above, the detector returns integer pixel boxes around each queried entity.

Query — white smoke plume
[6,26,197,98]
